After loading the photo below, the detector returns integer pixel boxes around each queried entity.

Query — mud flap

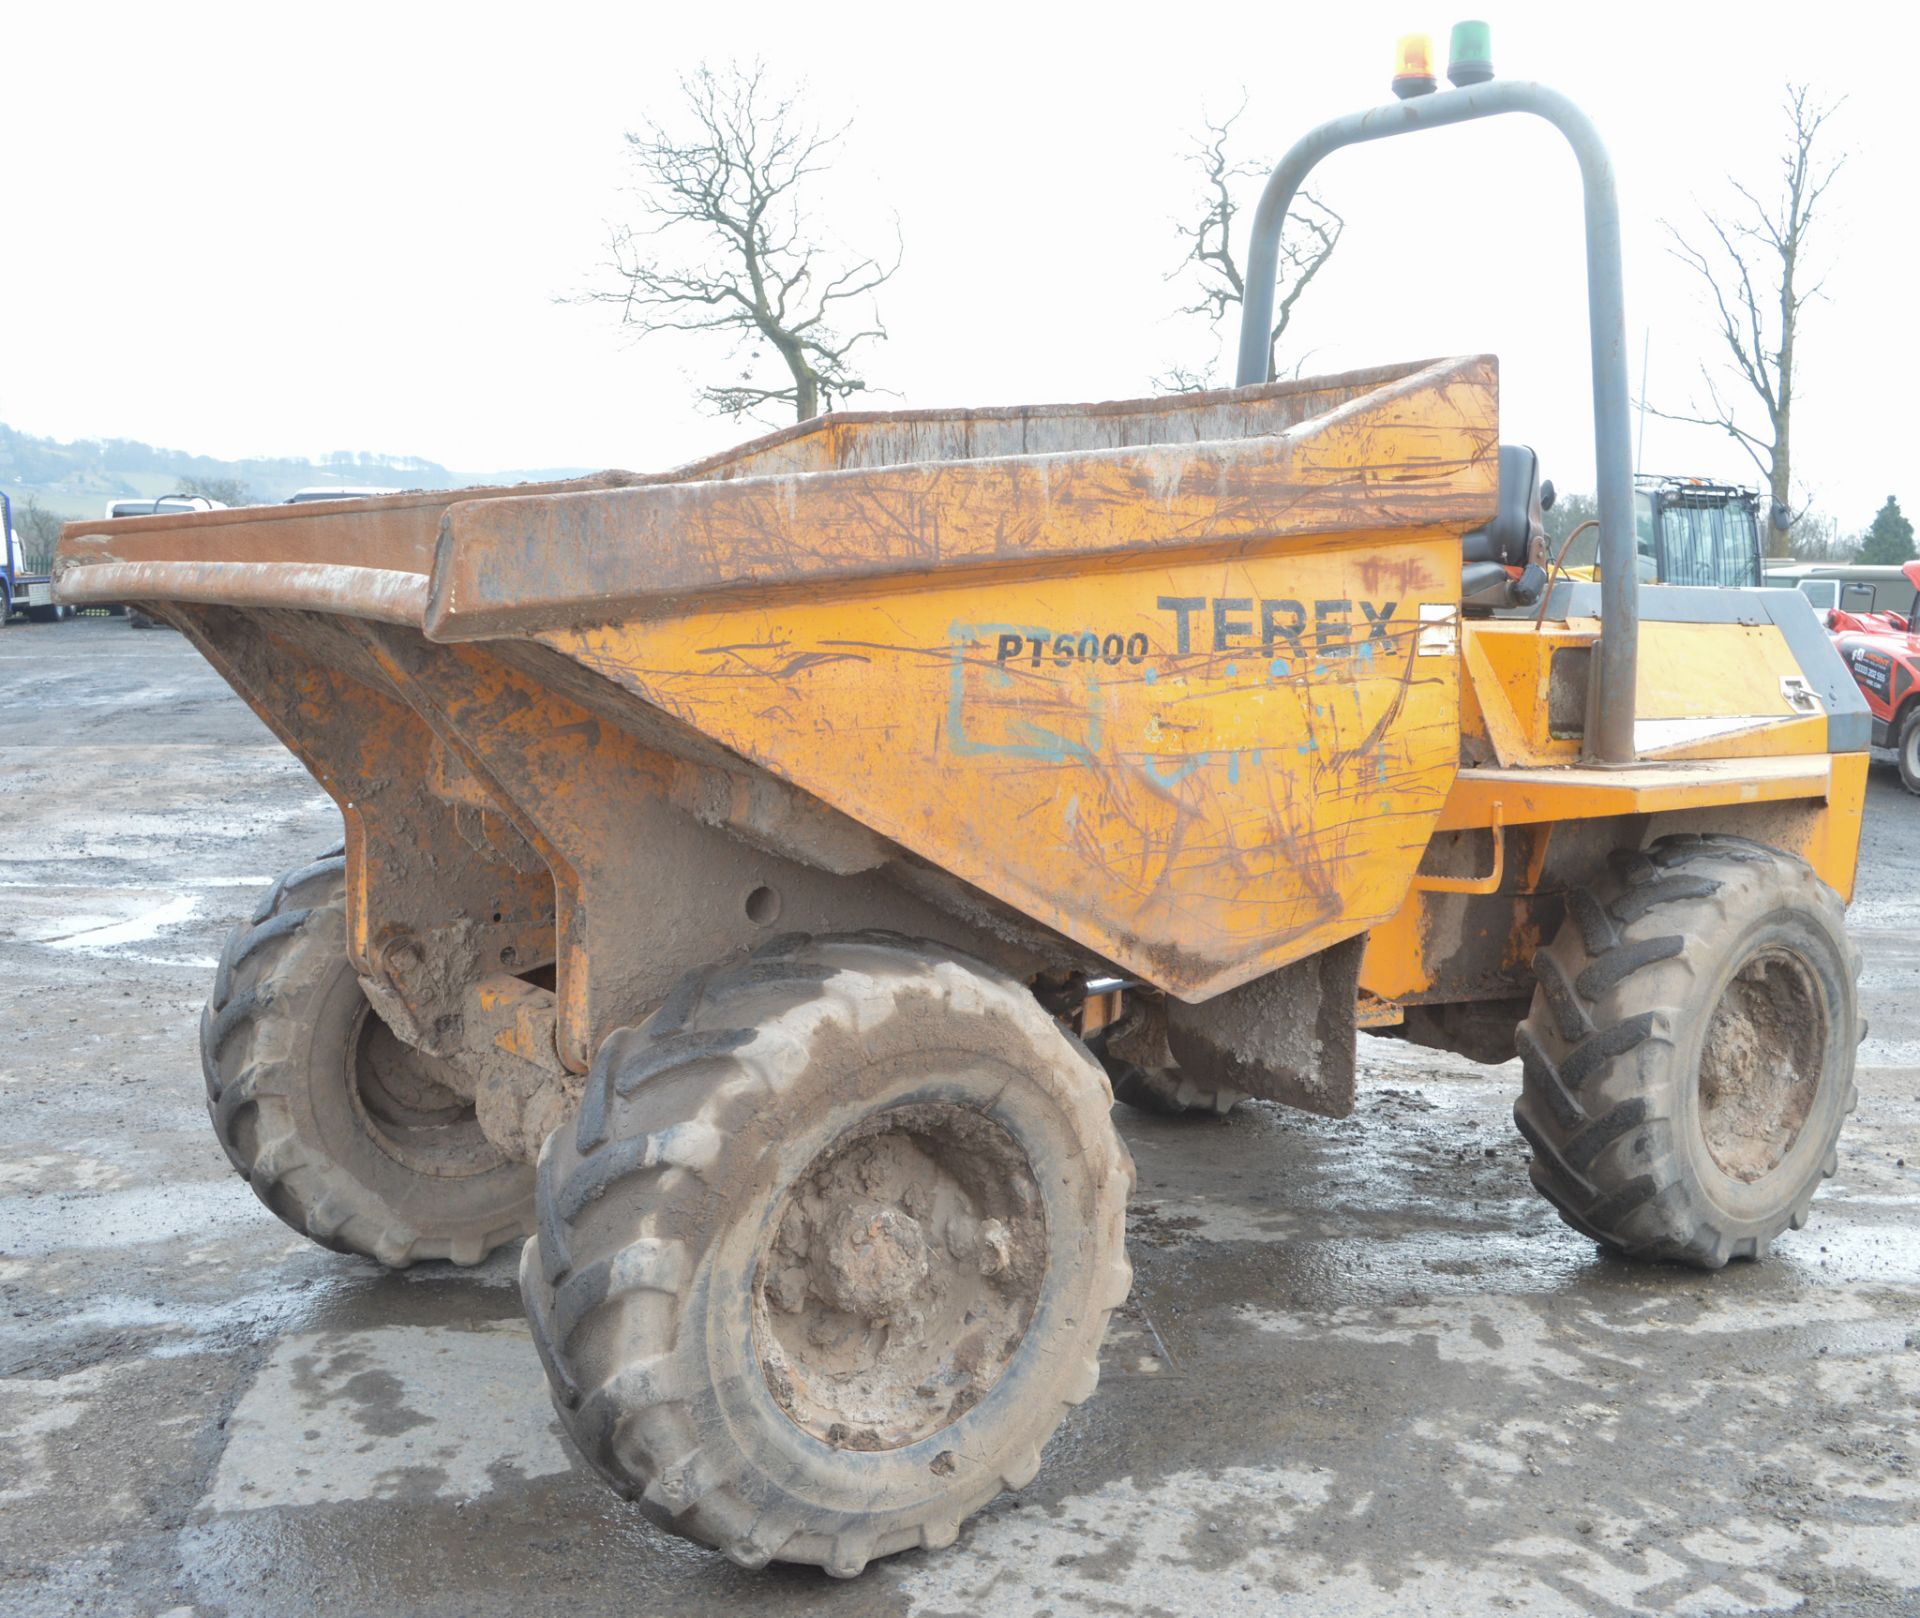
[1163,935,1364,1119]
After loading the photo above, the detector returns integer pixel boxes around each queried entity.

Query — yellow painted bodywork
[1362,610,1866,1005]
[504,356,1861,1011]
[547,554,1863,1007]
[550,536,1464,999]
[1464,616,1835,767]
[58,352,1865,1038]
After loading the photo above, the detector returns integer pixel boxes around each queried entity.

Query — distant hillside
[0,421,597,518]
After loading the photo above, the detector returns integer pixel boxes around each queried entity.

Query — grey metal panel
[1545,582,1762,625]
[1762,589,1872,753]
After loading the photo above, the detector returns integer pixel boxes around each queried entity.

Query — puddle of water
[43,894,202,951]
[204,1321,568,1512]
[894,1464,1812,1618]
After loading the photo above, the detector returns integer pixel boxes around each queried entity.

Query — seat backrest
[1462,444,1540,566]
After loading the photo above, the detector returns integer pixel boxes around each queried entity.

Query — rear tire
[1897,706,1920,796]
[201,853,534,1266]
[1514,836,1859,1269]
[521,933,1133,1576]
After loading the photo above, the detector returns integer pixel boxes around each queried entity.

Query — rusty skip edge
[52,357,1500,634]
[420,357,1498,641]
[51,471,652,620]
[58,559,431,623]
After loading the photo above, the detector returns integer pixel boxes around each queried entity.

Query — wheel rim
[752,1101,1047,1451]
[1697,946,1827,1183]
[1903,722,1920,781]
[346,1004,504,1179]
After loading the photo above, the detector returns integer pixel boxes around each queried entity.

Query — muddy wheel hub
[348,1006,503,1178]
[1698,947,1825,1183]
[753,1101,1044,1450]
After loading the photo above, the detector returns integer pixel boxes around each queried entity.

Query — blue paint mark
[1227,752,1241,784]
[1143,753,1209,785]
[1143,666,1158,685]
[946,620,1104,762]
[1268,657,1290,678]
[1224,662,1237,678]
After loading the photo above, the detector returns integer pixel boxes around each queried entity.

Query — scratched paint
[551,536,1462,999]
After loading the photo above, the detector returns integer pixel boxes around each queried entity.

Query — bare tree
[14,496,67,573]
[1648,87,1843,558]
[1156,94,1342,393]
[175,475,254,508]
[1786,507,1855,563]
[587,63,900,423]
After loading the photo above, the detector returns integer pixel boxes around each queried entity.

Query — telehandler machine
[56,28,1869,1577]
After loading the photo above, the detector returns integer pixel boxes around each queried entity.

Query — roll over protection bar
[1235,80,1637,764]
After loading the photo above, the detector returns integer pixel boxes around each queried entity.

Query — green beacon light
[1447,19,1494,86]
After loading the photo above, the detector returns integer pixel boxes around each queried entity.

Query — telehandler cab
[56,26,1868,1576]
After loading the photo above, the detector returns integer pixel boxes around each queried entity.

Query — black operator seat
[1461,443,1548,611]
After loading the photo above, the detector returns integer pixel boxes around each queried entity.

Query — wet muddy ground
[4,616,1917,1617]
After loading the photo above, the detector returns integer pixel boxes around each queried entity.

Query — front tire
[201,854,534,1265]
[1514,836,1859,1269]
[521,934,1133,1576]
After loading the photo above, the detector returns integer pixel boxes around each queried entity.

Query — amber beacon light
[1391,33,1437,98]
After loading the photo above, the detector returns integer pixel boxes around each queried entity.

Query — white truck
[2,491,67,622]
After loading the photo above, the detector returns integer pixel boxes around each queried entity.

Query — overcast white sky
[3,2,1913,527]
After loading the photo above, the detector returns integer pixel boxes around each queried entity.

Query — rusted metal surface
[676,357,1462,479]
[56,479,621,618]
[424,357,1498,641]
[54,363,1454,625]
[69,561,431,624]
[349,624,1059,1071]
[170,605,557,1046]
[1164,936,1366,1117]
[449,975,578,1165]
[548,535,1465,999]
[56,354,1869,1106]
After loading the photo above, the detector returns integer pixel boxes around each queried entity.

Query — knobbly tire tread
[201,852,533,1267]
[1514,835,1860,1270]
[521,931,1135,1576]
[1897,706,1920,797]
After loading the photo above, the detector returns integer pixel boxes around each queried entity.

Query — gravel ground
[3,615,1917,1618]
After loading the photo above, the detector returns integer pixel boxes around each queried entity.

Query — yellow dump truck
[56,34,1869,1578]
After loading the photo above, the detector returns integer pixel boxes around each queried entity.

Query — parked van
[1764,562,1920,617]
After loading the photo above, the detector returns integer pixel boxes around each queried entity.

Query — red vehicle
[1827,558,1920,794]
